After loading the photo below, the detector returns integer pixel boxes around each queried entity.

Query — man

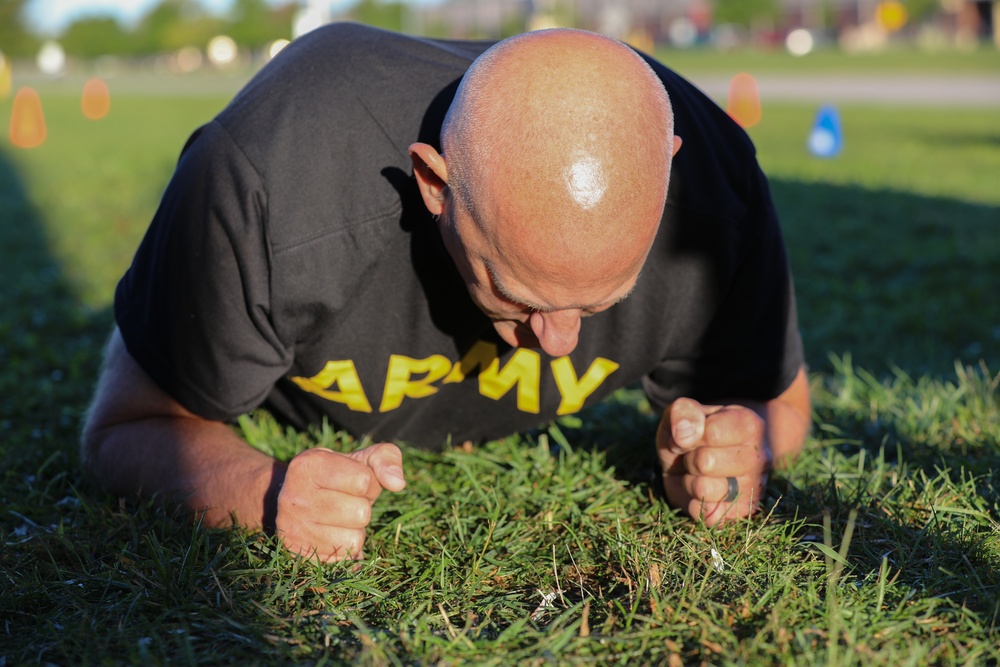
[82,24,810,563]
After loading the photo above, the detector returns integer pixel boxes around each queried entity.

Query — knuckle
[692,448,714,474]
[690,475,712,500]
[704,418,725,446]
[289,447,331,475]
[668,397,696,418]
[348,467,376,497]
[347,498,373,527]
[745,411,765,440]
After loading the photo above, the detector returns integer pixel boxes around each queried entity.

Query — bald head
[442,29,675,288]
[408,29,679,355]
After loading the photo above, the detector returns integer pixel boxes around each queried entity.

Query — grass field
[654,44,1000,76]
[2,48,999,665]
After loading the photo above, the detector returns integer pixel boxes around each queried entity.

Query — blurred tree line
[1,0,958,61]
[1,0,39,57]
[0,0,300,59]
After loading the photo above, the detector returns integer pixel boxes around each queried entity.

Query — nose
[529,309,582,357]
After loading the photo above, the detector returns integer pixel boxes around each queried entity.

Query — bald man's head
[442,29,675,286]
[409,29,679,356]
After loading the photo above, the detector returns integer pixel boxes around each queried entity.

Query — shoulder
[203,26,491,252]
[218,24,490,139]
[636,50,762,225]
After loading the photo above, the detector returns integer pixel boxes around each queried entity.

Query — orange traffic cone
[81,77,111,120]
[727,72,762,129]
[9,87,46,149]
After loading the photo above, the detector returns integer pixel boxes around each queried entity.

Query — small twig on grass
[553,544,566,607]
[579,599,591,638]
[438,603,458,640]
[567,542,587,601]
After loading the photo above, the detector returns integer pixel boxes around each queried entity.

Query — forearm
[739,366,811,466]
[82,416,283,529]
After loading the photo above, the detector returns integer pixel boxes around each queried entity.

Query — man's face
[437,196,644,358]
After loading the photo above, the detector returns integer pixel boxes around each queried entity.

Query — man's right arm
[81,327,406,561]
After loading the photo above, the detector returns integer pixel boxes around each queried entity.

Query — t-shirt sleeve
[642,163,804,412]
[115,120,292,421]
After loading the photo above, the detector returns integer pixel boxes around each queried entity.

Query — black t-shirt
[115,23,804,448]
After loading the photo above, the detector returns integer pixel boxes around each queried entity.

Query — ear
[672,136,683,157]
[409,142,450,216]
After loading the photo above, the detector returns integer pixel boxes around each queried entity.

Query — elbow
[79,393,133,492]
[79,409,112,485]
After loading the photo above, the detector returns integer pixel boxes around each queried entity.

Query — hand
[656,397,770,526]
[274,443,406,562]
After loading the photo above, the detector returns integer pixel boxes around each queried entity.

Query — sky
[24,0,365,35]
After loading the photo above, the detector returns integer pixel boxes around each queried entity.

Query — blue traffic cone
[808,105,842,158]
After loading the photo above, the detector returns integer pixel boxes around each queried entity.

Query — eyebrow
[484,260,636,313]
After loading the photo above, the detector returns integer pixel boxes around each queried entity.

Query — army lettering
[290,340,619,416]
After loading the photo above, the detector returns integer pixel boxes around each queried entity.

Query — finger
[287,447,380,499]
[277,521,367,563]
[662,472,721,523]
[278,471,376,531]
[295,489,373,530]
[657,443,686,479]
[680,474,757,504]
[663,397,707,452]
[702,473,767,526]
[663,473,765,526]
[701,405,765,450]
[659,398,728,454]
[348,442,406,496]
[682,441,770,477]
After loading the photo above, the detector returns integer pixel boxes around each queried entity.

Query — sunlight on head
[565,154,607,210]
[443,28,674,258]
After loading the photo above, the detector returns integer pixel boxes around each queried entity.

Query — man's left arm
[656,366,811,525]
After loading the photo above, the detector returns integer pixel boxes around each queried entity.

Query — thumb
[349,442,406,495]
[660,397,708,454]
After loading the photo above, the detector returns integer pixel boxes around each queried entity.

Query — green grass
[655,44,1000,77]
[1,59,999,665]
[747,104,1000,376]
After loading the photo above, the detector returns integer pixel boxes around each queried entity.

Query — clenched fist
[274,443,406,562]
[656,397,770,525]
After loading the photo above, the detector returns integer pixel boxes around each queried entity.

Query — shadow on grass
[764,471,1000,631]
[0,148,118,656]
[767,361,1000,628]
[0,148,113,511]
[773,178,1000,378]
[918,131,1000,149]
[574,377,1000,627]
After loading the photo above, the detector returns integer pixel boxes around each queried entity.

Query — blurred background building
[0,0,996,77]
